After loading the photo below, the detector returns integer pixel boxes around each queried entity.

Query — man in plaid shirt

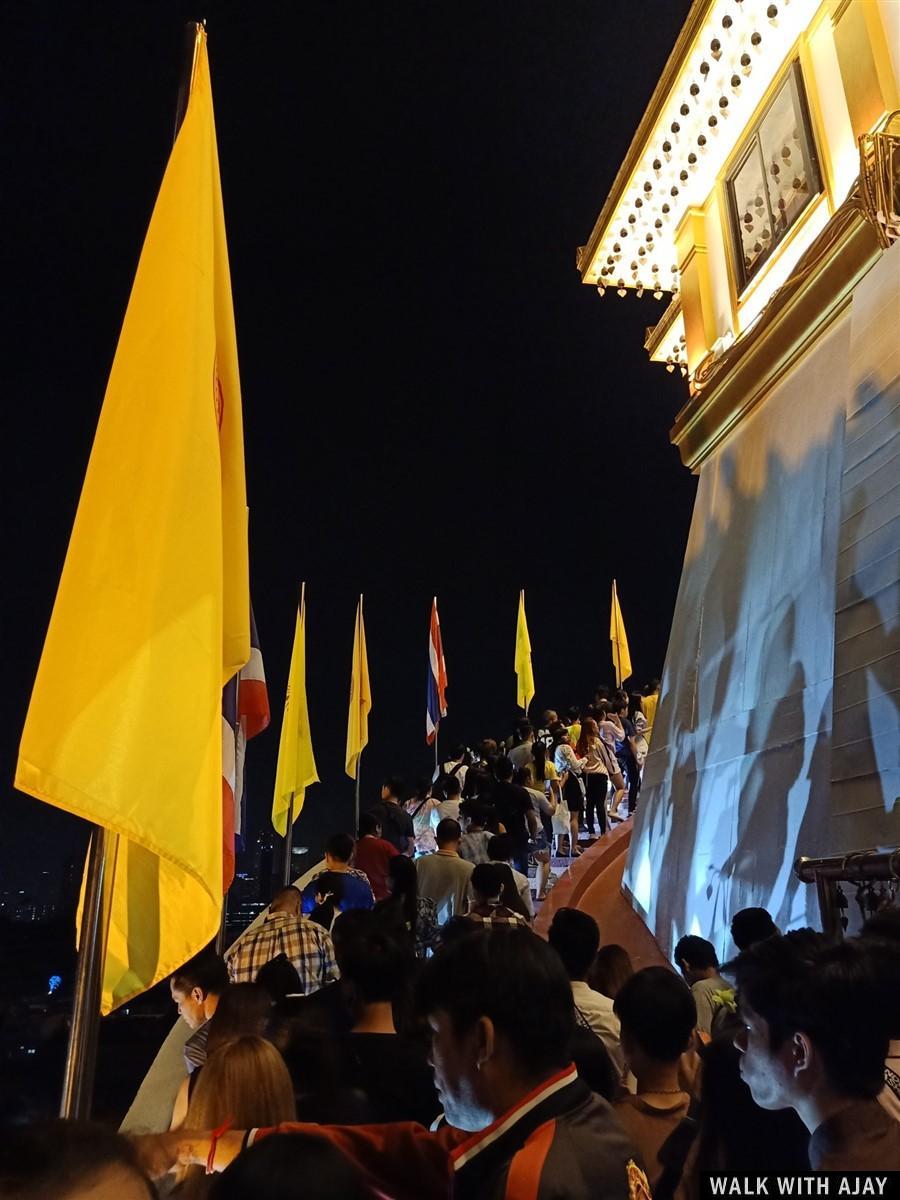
[226,886,338,992]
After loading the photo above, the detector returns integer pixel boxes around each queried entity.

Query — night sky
[2,1,695,892]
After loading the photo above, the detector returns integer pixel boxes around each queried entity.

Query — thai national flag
[222,606,271,890]
[426,597,448,745]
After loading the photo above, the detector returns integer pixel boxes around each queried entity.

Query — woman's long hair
[206,984,272,1055]
[177,1035,296,1198]
[531,741,548,783]
[576,717,599,758]
[385,853,418,931]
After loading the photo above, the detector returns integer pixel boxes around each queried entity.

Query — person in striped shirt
[225,886,338,994]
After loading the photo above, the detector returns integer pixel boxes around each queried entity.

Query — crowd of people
[2,896,898,1197]
[4,679,900,1195]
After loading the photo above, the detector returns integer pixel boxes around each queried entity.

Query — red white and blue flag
[222,605,270,890]
[426,596,448,745]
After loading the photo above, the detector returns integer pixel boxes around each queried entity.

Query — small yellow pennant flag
[345,595,372,779]
[272,584,319,837]
[514,590,535,714]
[610,579,633,687]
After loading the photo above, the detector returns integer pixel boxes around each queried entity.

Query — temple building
[578,0,899,955]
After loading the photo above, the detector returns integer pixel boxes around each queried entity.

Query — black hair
[171,947,229,998]
[459,799,484,827]
[512,766,533,787]
[255,954,303,1004]
[861,907,900,943]
[435,818,461,846]
[627,693,644,721]
[211,1131,374,1200]
[494,755,514,781]
[339,928,411,1004]
[531,741,548,781]
[381,775,404,799]
[644,679,661,695]
[358,812,380,837]
[412,777,432,800]
[547,908,600,980]
[207,982,273,1054]
[470,862,504,900]
[416,928,575,1077]
[514,719,533,740]
[614,967,696,1061]
[673,934,719,970]
[486,833,512,862]
[386,853,418,930]
[730,907,779,951]
[443,775,462,798]
[731,930,889,1098]
[325,832,355,863]
[0,1120,154,1198]
[566,706,581,721]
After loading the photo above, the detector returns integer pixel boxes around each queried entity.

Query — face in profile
[170,980,206,1030]
[734,1000,796,1111]
[427,1010,490,1133]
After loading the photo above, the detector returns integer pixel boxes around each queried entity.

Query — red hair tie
[206,1119,233,1175]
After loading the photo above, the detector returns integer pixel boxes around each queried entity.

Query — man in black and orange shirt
[138,928,649,1200]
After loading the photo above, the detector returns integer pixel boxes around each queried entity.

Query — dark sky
[2,1,695,889]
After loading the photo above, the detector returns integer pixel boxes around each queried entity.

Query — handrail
[793,847,899,939]
[794,848,900,883]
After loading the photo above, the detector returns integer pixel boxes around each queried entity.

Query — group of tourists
[3,901,898,1197]
[4,683,900,1195]
[392,678,662,897]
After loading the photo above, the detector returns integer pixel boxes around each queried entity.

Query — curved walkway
[535,821,668,972]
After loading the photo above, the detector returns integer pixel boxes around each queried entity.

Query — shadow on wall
[630,351,900,958]
[626,313,849,959]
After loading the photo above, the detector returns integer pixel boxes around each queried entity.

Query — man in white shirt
[508,720,535,771]
[548,907,624,1075]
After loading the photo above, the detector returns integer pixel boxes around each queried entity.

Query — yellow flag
[345,595,372,778]
[515,590,535,713]
[610,579,633,687]
[14,27,249,1013]
[272,584,319,836]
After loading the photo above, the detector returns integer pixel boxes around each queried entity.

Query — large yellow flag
[14,27,249,1013]
[515,590,535,713]
[610,579,633,687]
[345,595,372,779]
[272,584,319,836]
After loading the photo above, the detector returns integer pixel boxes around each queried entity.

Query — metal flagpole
[282,792,295,886]
[354,756,361,835]
[215,895,228,955]
[60,825,117,1118]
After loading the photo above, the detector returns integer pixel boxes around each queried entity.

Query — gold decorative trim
[644,299,682,358]
[577,0,714,282]
[671,195,881,469]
